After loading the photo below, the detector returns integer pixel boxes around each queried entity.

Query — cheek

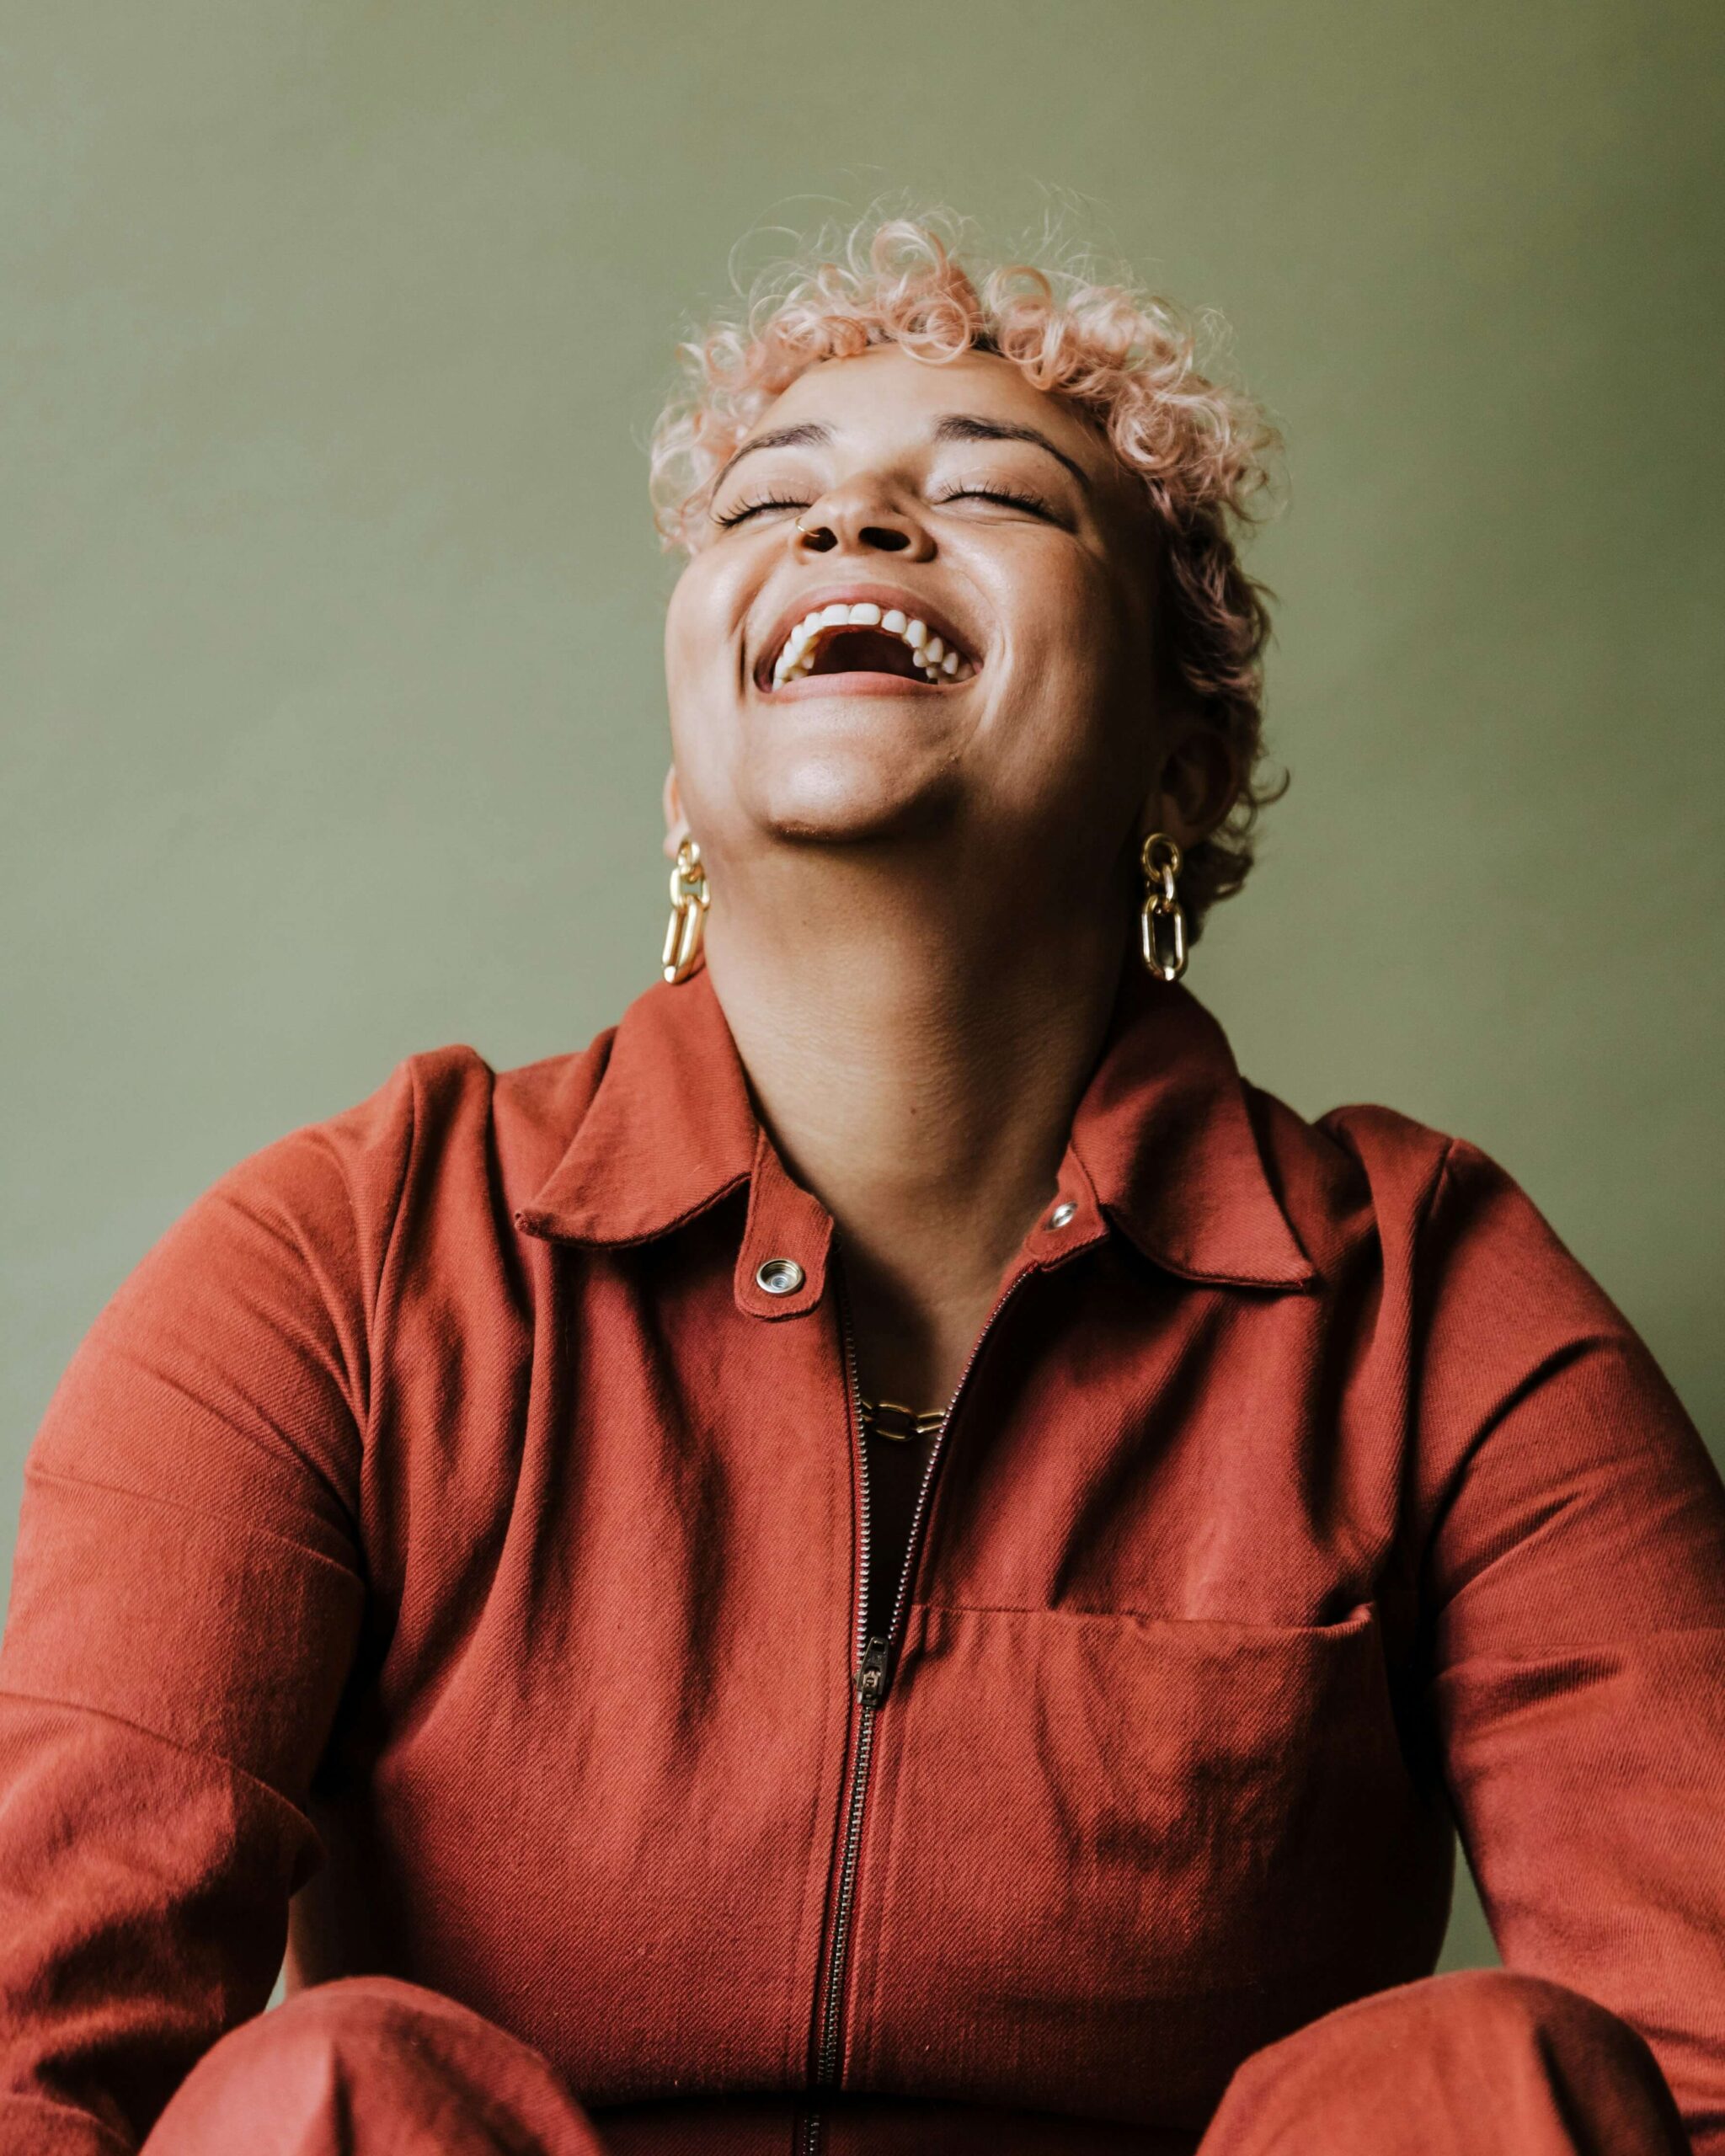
[664,552,745,693]
[984,558,1151,804]
[662,563,751,827]
[1007,554,1134,702]
[662,574,710,705]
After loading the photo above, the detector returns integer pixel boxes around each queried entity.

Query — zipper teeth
[804,1282,872,2152]
[814,1698,877,2081]
[804,1265,1033,2156]
[881,1273,1023,1649]
[816,1284,870,2088]
[841,1289,869,1670]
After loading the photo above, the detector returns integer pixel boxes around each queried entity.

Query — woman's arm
[0,1066,415,2153]
[1415,1139,1725,2152]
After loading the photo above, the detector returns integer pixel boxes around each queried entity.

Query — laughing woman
[3,216,1722,2156]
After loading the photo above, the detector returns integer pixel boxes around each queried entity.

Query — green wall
[4,2,1721,1981]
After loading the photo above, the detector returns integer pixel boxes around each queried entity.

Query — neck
[700,843,1129,1402]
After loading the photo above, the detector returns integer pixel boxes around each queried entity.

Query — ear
[661,765,692,862]
[1140,723,1241,852]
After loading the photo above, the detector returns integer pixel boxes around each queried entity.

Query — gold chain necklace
[857,1397,946,1444]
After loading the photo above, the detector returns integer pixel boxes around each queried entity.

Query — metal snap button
[1047,1200,1076,1230]
[755,1257,805,1297]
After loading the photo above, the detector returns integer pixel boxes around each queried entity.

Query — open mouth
[761,601,978,692]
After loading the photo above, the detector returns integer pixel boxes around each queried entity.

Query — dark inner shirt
[862,1422,941,1645]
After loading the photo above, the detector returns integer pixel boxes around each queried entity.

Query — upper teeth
[769,600,975,688]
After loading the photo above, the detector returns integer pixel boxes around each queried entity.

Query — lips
[753,584,980,692]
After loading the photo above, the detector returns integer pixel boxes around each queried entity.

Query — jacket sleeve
[0,1065,415,2153]
[1416,1136,1725,2152]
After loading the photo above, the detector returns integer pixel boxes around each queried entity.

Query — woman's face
[664,345,1206,881]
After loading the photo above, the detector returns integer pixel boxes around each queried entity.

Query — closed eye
[711,493,809,530]
[713,483,1065,530]
[932,485,1061,521]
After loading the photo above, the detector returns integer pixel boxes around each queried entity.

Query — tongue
[809,627,927,679]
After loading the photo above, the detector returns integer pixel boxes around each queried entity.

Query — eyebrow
[710,423,832,493]
[711,412,1093,496]
[931,414,1092,491]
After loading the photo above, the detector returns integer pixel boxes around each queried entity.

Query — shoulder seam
[0,1683,318,1819]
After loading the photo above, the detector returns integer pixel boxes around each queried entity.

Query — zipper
[798,1264,1033,2156]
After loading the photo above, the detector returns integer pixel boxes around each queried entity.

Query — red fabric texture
[144,1978,607,2156]
[3,963,1722,2153]
[138,1968,1692,2155]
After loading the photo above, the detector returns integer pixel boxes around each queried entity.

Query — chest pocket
[839,1599,1452,2132]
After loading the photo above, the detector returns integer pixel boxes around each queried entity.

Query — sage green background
[4,2,1721,1984]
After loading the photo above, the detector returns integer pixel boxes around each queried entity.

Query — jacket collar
[515,963,1315,1297]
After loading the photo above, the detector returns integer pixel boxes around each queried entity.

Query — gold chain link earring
[661,837,710,985]
[1139,832,1188,982]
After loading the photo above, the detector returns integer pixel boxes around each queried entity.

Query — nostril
[860,526,911,552]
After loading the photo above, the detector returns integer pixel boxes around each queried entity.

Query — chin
[746,754,963,846]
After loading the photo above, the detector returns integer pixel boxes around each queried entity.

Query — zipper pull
[855,1634,890,1706]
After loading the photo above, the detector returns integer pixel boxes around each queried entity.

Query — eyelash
[934,484,1055,519]
[710,492,807,530]
[712,483,1057,530]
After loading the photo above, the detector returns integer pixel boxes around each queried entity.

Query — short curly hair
[649,211,1286,932]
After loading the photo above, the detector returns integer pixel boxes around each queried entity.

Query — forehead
[751,344,1114,481]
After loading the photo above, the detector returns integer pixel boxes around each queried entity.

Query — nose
[792,476,933,561]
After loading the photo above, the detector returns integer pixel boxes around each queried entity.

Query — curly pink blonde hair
[649,212,1286,931]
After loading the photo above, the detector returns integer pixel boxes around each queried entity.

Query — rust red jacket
[3,967,1723,2155]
